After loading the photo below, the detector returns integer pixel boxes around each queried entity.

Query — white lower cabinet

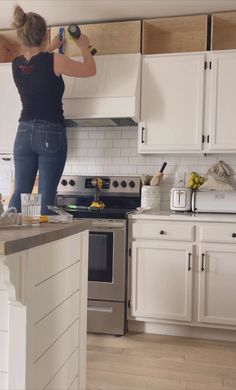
[198,243,236,327]
[129,218,236,331]
[131,240,193,322]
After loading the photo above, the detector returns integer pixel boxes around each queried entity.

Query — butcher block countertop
[0,219,90,255]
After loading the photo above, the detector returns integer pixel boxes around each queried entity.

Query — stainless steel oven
[56,175,141,335]
[88,219,127,335]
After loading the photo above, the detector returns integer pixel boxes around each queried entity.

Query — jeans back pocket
[39,130,64,154]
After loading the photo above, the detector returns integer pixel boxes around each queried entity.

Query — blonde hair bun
[12,5,26,29]
[11,5,47,47]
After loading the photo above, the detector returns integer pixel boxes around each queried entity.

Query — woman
[9,5,96,214]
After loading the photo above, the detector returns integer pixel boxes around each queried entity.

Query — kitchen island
[0,220,90,390]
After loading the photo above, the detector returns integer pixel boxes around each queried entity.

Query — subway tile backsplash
[65,126,236,211]
[2,126,236,211]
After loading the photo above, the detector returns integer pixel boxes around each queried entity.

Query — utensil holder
[141,185,161,211]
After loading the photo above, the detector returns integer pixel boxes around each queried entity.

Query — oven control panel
[57,175,141,195]
[85,178,110,189]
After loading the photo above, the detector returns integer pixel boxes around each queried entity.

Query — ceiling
[1,0,236,29]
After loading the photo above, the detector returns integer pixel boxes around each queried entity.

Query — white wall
[65,126,236,211]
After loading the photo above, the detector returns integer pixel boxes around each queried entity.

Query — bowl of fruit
[187,172,205,190]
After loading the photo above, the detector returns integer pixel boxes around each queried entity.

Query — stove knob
[61,179,67,186]
[69,179,76,186]
[112,180,119,188]
[129,180,135,188]
[121,180,127,188]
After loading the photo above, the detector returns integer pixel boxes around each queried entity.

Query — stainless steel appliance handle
[91,220,125,229]
[88,305,113,313]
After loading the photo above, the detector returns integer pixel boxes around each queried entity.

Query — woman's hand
[75,34,90,51]
[48,34,64,52]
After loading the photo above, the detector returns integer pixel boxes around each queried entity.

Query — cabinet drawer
[200,223,236,243]
[131,221,194,241]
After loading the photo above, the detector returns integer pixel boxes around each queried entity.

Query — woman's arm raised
[54,34,96,78]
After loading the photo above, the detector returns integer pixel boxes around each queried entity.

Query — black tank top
[12,52,65,126]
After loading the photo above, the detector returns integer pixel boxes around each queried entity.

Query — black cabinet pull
[160,230,165,235]
[188,253,192,271]
[141,127,145,143]
[201,253,205,271]
[232,233,236,238]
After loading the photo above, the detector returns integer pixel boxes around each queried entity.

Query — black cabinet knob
[232,233,236,238]
[160,230,165,235]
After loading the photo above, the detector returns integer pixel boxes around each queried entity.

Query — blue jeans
[9,120,67,215]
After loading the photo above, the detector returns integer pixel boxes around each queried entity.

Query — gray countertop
[0,219,91,256]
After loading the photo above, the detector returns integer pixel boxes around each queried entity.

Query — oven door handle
[88,305,113,313]
[91,221,125,230]
[90,227,125,232]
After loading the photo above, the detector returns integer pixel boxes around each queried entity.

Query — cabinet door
[130,240,193,322]
[0,63,21,154]
[206,51,236,152]
[139,54,205,153]
[198,244,236,327]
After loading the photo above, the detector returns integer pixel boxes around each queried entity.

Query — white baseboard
[128,320,236,342]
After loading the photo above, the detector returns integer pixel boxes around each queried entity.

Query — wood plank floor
[87,332,236,390]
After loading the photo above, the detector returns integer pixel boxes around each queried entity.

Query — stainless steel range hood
[62,53,141,127]
[64,117,138,127]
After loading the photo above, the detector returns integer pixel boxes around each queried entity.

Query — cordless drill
[68,24,97,56]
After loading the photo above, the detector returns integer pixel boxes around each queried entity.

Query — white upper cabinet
[139,53,205,153]
[0,63,21,154]
[206,51,236,152]
[139,50,236,154]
